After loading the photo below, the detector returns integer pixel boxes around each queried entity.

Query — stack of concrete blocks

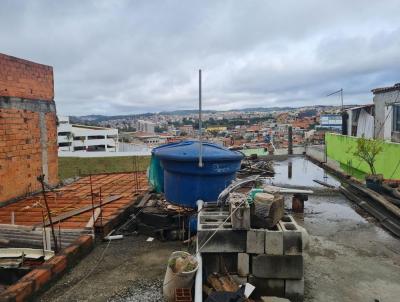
[247,215,304,301]
[198,206,247,253]
[197,207,304,301]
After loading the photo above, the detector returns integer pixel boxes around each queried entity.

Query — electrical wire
[55,239,112,301]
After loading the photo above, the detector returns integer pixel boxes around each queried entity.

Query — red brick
[46,255,67,275]
[1,280,34,302]
[19,268,52,292]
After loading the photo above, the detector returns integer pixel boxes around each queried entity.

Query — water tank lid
[151,141,181,155]
[153,140,243,162]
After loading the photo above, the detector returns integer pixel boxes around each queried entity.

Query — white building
[372,83,400,142]
[58,116,119,152]
[137,120,156,134]
[344,83,400,143]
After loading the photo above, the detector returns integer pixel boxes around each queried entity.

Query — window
[73,146,86,151]
[87,145,105,151]
[58,132,71,136]
[87,135,105,140]
[74,136,86,141]
[394,105,400,132]
[58,142,71,147]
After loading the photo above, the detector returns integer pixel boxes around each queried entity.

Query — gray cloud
[1,0,400,115]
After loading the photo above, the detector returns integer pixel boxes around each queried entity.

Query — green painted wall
[241,148,268,156]
[325,133,400,180]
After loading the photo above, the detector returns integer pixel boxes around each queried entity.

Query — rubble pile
[238,158,274,177]
[118,193,196,241]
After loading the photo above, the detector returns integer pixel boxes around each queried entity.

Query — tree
[352,136,383,175]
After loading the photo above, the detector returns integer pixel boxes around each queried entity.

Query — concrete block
[280,220,303,255]
[252,255,303,279]
[248,275,284,298]
[265,224,283,255]
[198,206,248,253]
[202,253,237,274]
[285,278,304,302]
[197,229,247,253]
[247,228,265,254]
[230,200,251,230]
[237,253,249,276]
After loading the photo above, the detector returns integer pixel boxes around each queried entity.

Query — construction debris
[117,193,196,241]
[218,175,260,205]
[238,158,274,177]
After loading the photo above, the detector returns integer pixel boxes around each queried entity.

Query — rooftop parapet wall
[0,53,54,101]
[325,133,400,180]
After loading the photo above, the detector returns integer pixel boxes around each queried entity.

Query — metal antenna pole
[327,88,344,111]
[199,69,203,168]
[341,88,344,110]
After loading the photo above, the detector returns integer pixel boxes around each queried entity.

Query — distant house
[58,116,119,152]
[179,125,194,135]
[372,83,400,143]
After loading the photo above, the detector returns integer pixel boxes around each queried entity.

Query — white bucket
[163,251,198,302]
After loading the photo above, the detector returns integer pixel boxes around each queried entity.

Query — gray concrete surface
[39,161,400,301]
[39,236,182,302]
[297,194,400,302]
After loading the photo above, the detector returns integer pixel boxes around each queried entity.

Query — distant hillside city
[59,105,347,154]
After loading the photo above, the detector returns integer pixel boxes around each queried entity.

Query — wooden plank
[348,182,400,218]
[34,195,122,228]
[85,208,101,229]
[135,193,152,208]
[313,179,336,188]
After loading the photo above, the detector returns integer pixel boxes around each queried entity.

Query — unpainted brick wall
[0,53,54,101]
[0,53,58,203]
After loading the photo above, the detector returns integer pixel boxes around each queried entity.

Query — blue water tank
[153,140,243,208]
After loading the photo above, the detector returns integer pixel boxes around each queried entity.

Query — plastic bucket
[163,251,198,302]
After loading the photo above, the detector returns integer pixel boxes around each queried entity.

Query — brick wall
[0,53,58,204]
[0,53,54,101]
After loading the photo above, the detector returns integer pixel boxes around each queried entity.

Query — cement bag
[163,251,198,302]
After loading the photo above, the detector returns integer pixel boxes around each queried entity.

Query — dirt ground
[39,193,400,302]
[39,236,182,302]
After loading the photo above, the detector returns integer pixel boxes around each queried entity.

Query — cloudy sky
[1,0,400,115]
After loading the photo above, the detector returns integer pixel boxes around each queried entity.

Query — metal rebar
[89,174,96,235]
[37,174,59,253]
[99,186,103,228]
